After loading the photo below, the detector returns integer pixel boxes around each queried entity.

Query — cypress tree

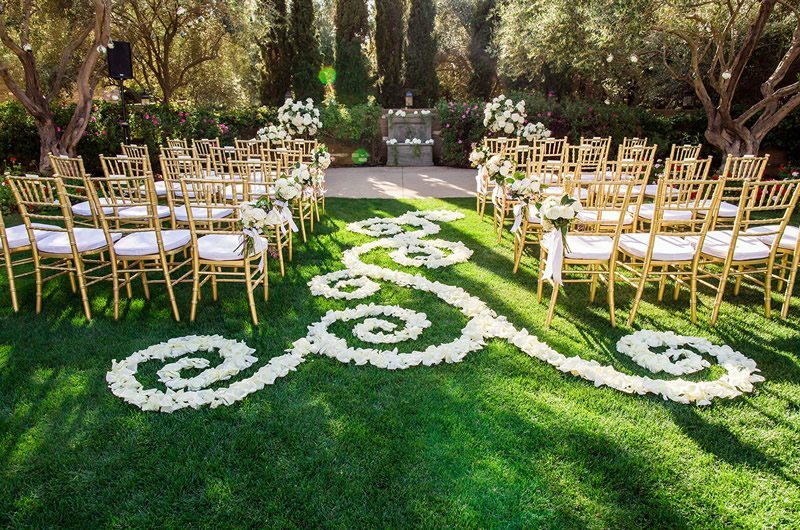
[404,0,438,107]
[333,0,372,105]
[375,0,405,108]
[258,0,292,105]
[290,0,324,101]
[467,0,497,99]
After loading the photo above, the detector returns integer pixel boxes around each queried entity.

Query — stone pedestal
[385,111,434,166]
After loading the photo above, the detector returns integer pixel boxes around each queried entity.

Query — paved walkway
[325,166,475,199]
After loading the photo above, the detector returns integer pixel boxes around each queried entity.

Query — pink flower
[445,123,450,128]
[547,112,552,117]
[180,118,186,124]
[458,139,463,144]
[90,116,96,122]
[145,114,150,119]
[153,118,159,125]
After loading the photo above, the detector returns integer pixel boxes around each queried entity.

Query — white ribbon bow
[273,201,298,233]
[241,228,267,272]
[542,229,565,285]
[475,166,487,194]
[510,202,528,233]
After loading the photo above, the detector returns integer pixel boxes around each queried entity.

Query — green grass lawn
[1,197,799,528]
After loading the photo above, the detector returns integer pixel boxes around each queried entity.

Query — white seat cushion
[72,198,115,217]
[174,206,234,222]
[113,230,191,256]
[577,209,634,226]
[197,234,268,261]
[746,224,798,251]
[543,234,614,260]
[119,205,172,219]
[638,184,679,198]
[695,199,739,218]
[139,181,168,197]
[686,230,770,261]
[224,184,268,200]
[37,228,121,254]
[1,223,59,250]
[634,203,693,221]
[544,186,589,200]
[619,233,695,261]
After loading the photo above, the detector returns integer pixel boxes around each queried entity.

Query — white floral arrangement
[508,173,544,202]
[386,138,398,145]
[387,109,407,118]
[536,194,582,234]
[276,97,322,137]
[274,175,302,202]
[312,144,332,171]
[420,110,431,116]
[257,124,291,142]
[484,153,515,184]
[406,138,423,145]
[483,94,526,135]
[425,139,434,145]
[240,199,282,232]
[520,122,552,143]
[469,145,489,168]
[291,163,313,186]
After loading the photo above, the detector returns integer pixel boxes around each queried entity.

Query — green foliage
[375,0,405,107]
[258,0,293,105]
[320,100,381,146]
[290,0,324,101]
[467,0,497,100]
[334,0,372,105]
[405,0,439,107]
[436,99,487,166]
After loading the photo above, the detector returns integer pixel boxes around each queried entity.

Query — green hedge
[437,94,798,168]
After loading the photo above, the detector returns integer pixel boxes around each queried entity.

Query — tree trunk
[36,118,60,176]
[704,112,761,159]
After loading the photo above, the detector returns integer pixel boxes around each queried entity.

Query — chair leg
[627,263,650,327]
[673,267,682,301]
[244,262,258,325]
[589,265,598,304]
[608,266,616,328]
[3,254,19,312]
[545,282,559,328]
[35,260,44,315]
[122,261,133,299]
[734,265,744,296]
[512,231,523,273]
[211,266,218,302]
[709,266,732,326]
[263,256,269,302]
[111,261,121,320]
[139,261,150,300]
[160,252,180,322]
[276,228,285,277]
[74,258,92,321]
[536,249,545,303]
[190,264,200,322]
[764,262,774,320]
[781,253,799,319]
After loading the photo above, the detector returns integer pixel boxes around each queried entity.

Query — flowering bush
[276,98,322,137]
[483,95,526,135]
[776,163,800,180]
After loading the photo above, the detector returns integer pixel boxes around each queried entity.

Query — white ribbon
[242,228,267,272]
[510,202,527,233]
[273,201,298,233]
[475,166,487,194]
[542,229,565,285]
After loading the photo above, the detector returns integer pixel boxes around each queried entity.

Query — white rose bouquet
[238,197,283,257]
[312,144,332,171]
[469,145,489,168]
[520,122,552,143]
[484,153,515,185]
[277,98,322,137]
[535,194,583,239]
[291,162,313,187]
[257,124,291,142]
[483,95,526,136]
[274,175,302,202]
[508,172,545,202]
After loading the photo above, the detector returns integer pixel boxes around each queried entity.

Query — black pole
[118,78,130,144]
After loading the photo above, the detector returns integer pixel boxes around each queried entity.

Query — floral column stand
[385,109,434,166]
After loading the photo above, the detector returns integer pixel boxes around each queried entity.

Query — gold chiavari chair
[537,176,636,327]
[619,177,724,325]
[234,138,267,160]
[491,164,521,242]
[192,137,220,160]
[579,136,612,160]
[707,154,770,229]
[7,175,118,320]
[744,221,799,318]
[209,145,238,178]
[633,156,713,230]
[120,143,153,173]
[536,138,569,165]
[567,143,607,183]
[620,137,648,153]
[86,174,192,320]
[669,143,702,161]
[48,153,105,227]
[483,137,519,156]
[289,139,318,162]
[160,155,224,227]
[161,145,193,160]
[0,208,62,312]
[180,177,268,324]
[99,155,172,226]
[693,178,800,325]
[514,145,538,167]
[167,137,189,149]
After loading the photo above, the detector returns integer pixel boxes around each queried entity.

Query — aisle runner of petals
[107,210,764,412]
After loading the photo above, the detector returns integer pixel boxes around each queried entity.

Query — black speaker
[107,41,133,80]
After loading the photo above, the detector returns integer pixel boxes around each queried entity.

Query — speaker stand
[118,78,130,145]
